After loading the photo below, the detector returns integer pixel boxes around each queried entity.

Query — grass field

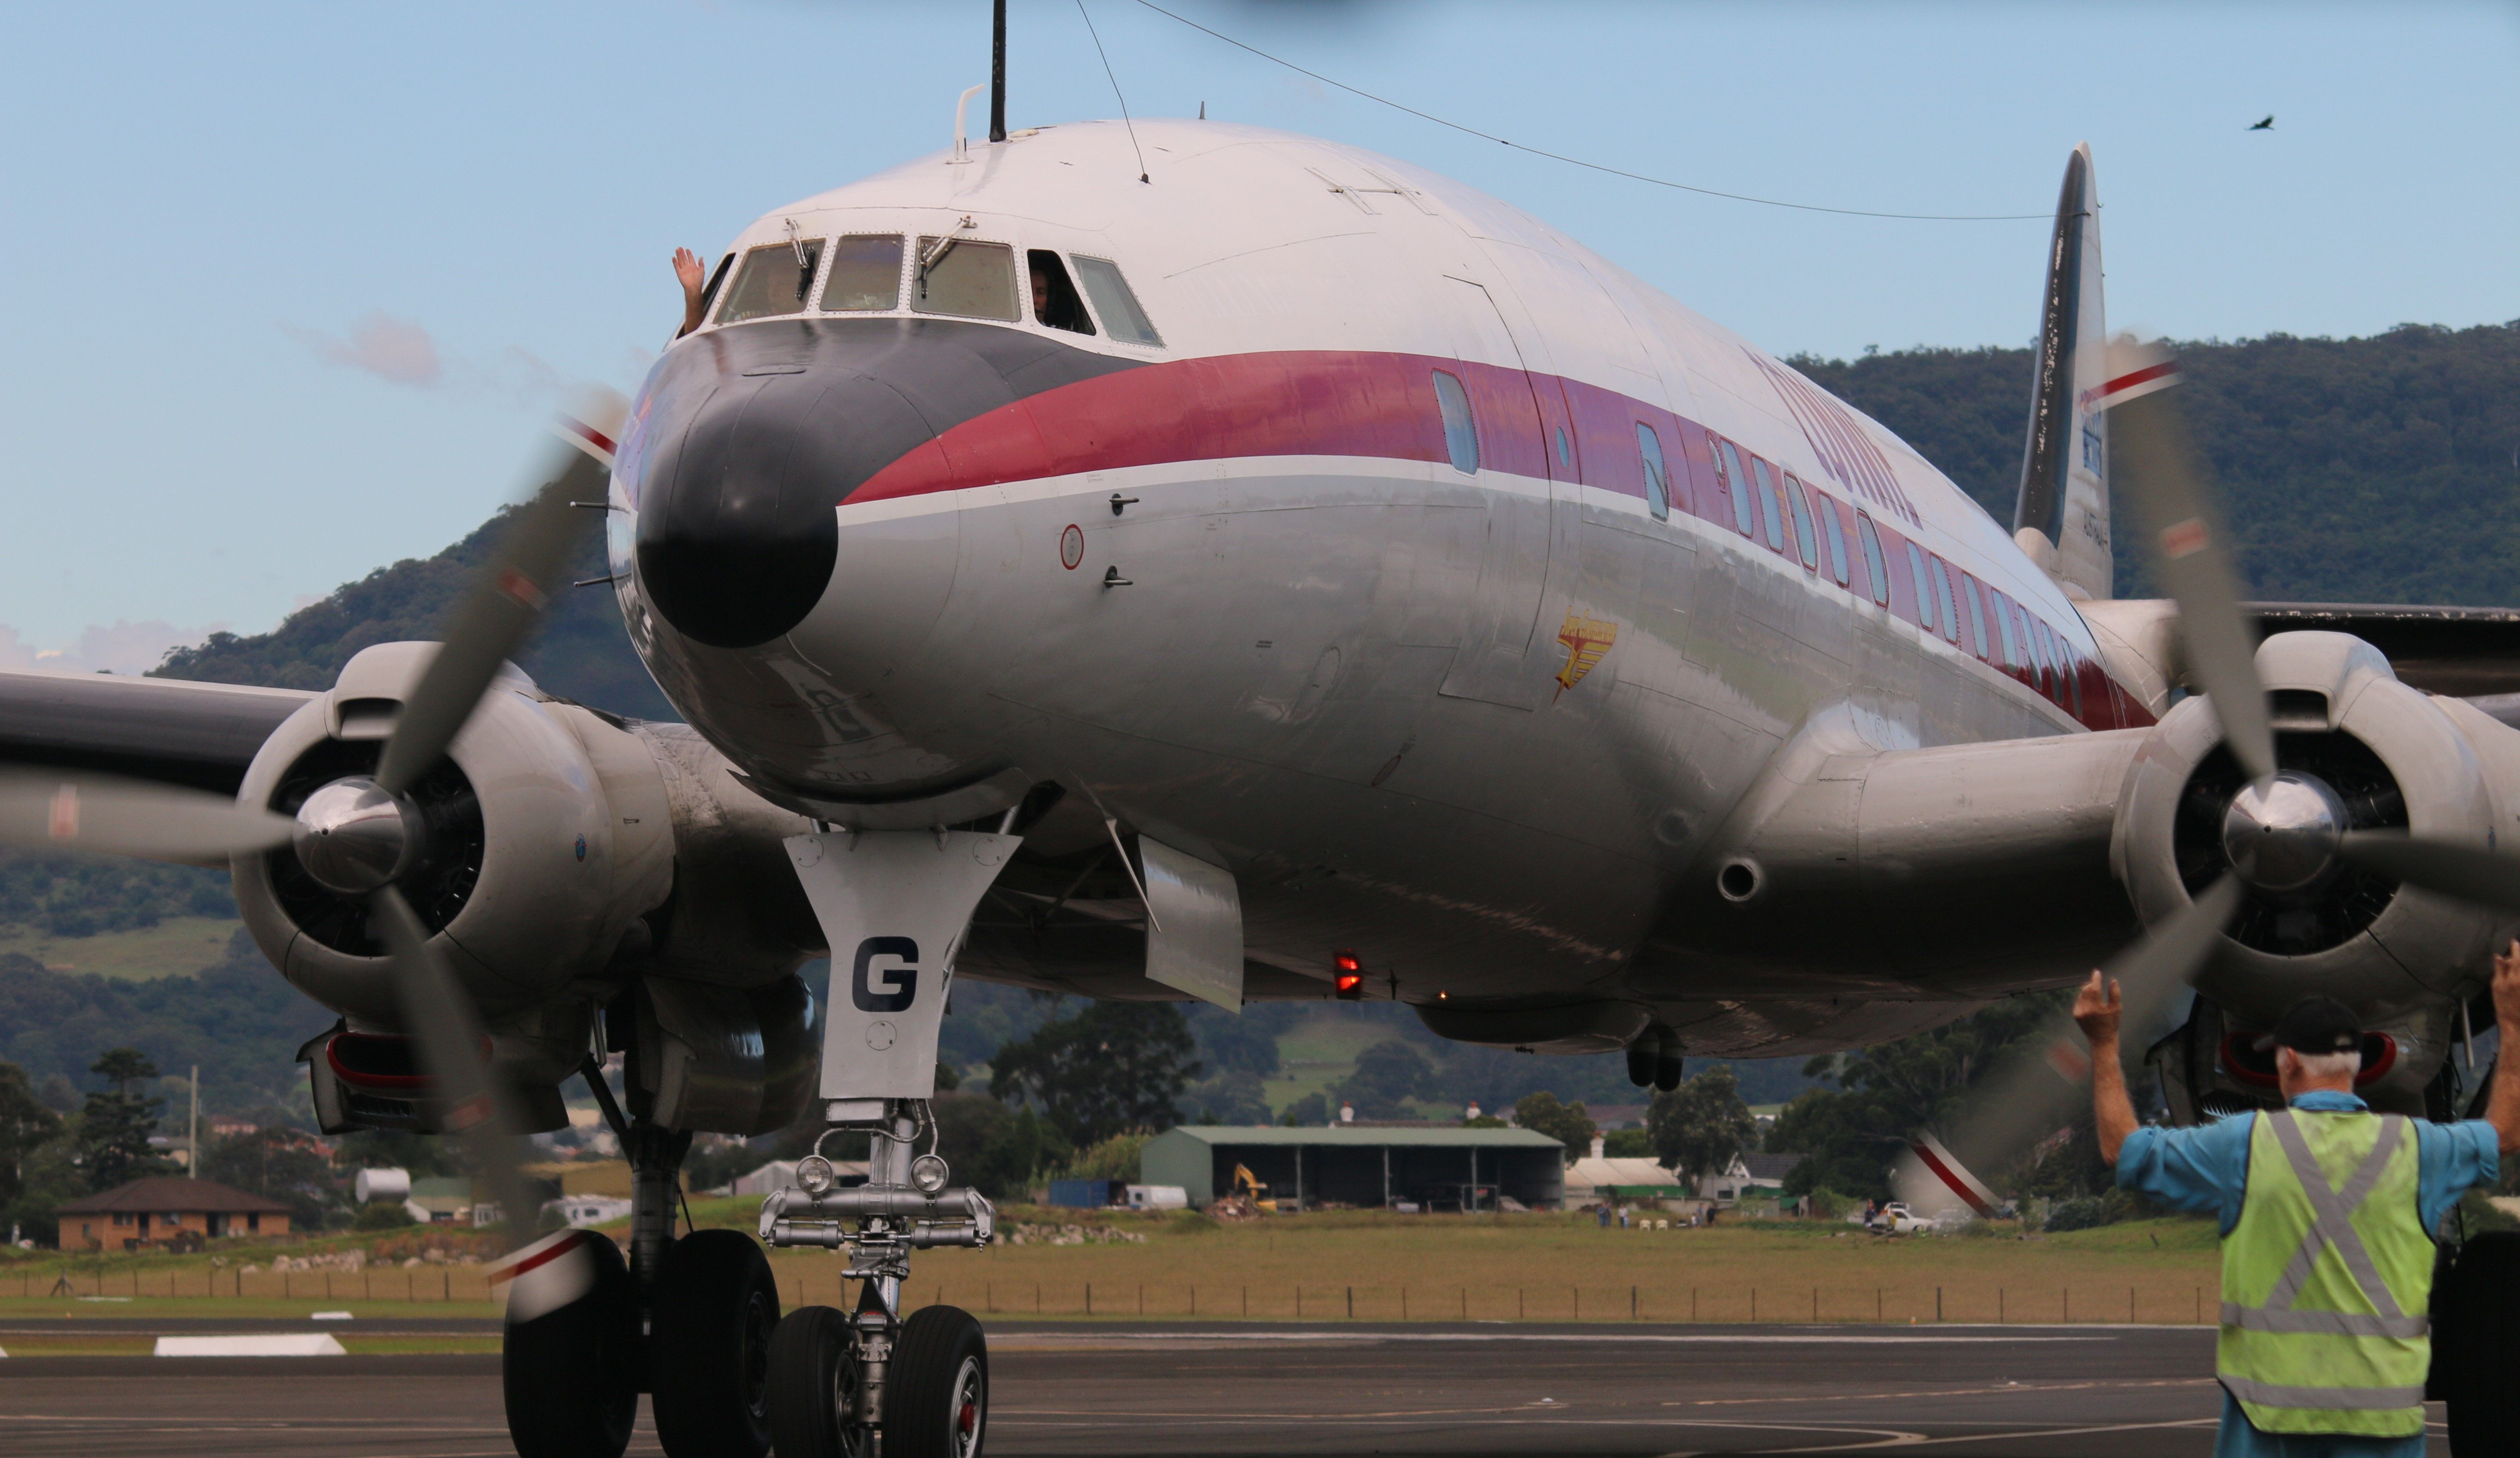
[0,1201,2225,1333]
[0,915,241,979]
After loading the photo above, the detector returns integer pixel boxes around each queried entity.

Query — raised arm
[2076,969,2139,1165]
[2486,941,2520,1156]
[674,248,707,338]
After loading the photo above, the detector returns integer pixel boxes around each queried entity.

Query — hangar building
[1140,1126,1568,1211]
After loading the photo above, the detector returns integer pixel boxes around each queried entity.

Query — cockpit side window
[913,237,1019,321]
[1636,424,1669,522]
[1027,250,1095,335]
[1070,256,1163,347]
[699,253,734,322]
[821,235,904,312]
[717,241,825,326]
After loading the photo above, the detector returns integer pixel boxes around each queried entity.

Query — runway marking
[1755,1416,2220,1451]
[1672,1377,2219,1406]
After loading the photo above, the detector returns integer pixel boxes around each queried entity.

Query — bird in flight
[2249,115,2275,130]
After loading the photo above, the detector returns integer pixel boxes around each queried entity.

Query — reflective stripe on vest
[2218,1109,2432,1439]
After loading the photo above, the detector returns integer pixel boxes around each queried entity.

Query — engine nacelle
[234,643,676,1083]
[2115,632,2518,1100]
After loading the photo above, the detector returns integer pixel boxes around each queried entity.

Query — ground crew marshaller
[2078,945,2520,1458]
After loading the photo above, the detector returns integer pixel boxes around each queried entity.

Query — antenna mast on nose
[989,0,1008,143]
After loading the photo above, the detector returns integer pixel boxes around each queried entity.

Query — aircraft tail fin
[2013,144,2113,601]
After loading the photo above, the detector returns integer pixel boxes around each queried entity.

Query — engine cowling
[233,643,676,1081]
[2115,631,2520,1102]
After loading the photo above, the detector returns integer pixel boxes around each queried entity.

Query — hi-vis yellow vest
[2219,1109,2432,1438]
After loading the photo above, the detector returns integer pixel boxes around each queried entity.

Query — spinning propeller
[0,395,625,1275]
[1914,344,2520,1209]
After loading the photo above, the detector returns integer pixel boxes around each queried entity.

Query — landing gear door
[785,830,1019,1103]
[1139,837,1243,1011]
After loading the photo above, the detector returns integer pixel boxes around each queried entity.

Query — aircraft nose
[630,324,942,650]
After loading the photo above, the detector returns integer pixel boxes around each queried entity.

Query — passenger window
[914,237,1019,321]
[2062,643,2086,716]
[820,235,904,312]
[1931,559,1961,642]
[1432,370,1479,475]
[1906,542,1936,633]
[1783,476,1818,570]
[1637,425,1670,522]
[1962,575,1989,658]
[1555,427,1572,470]
[1750,458,1785,552]
[717,240,824,325]
[1816,489,1849,586]
[1071,255,1163,345]
[1717,440,1755,538]
[1027,250,1094,334]
[1856,513,1890,605]
[2026,615,2055,693]
[1994,591,2020,667]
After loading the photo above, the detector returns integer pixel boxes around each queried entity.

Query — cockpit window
[699,253,734,320]
[820,235,903,312]
[1027,251,1095,335]
[716,241,823,325]
[913,237,1018,321]
[1071,256,1162,346]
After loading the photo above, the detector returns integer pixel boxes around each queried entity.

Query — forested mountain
[153,508,671,719]
[1794,321,2520,605]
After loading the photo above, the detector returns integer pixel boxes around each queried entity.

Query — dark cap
[2274,996,2362,1055]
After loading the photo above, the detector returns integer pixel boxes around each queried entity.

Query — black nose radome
[630,318,1142,651]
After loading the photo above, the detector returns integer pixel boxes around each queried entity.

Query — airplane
[8,61,2520,1458]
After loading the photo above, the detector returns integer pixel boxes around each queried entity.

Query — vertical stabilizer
[2013,144,2112,600]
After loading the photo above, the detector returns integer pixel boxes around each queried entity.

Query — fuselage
[607,119,2151,1057]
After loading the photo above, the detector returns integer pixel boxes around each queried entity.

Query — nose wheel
[768,1303,987,1458]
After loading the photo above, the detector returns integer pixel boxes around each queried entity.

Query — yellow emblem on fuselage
[1553,613,1619,699]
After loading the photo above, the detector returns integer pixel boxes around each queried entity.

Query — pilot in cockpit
[1029,252,1093,335]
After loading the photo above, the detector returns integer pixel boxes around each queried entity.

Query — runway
[0,1319,2453,1455]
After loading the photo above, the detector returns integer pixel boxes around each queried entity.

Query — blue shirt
[2116,1091,2500,1458]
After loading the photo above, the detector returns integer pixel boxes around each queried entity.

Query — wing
[2246,603,2520,699]
[0,669,313,795]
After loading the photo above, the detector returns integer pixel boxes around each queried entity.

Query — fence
[6,1263,2219,1326]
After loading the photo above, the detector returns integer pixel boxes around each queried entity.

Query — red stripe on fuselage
[841,347,2149,732]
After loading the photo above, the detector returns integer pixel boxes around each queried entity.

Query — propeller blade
[375,392,626,797]
[2106,342,2276,782]
[368,884,546,1255]
[1926,877,2243,1188]
[2339,831,2520,913]
[0,770,294,863]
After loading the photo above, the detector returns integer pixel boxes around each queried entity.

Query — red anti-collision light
[1334,951,1364,999]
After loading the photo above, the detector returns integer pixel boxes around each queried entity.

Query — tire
[651,1229,780,1458]
[886,1305,987,1458]
[504,1232,637,1458]
[767,1305,864,1458]
[2441,1230,2520,1456]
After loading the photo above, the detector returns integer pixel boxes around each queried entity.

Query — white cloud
[0,620,218,677]
[283,311,444,387]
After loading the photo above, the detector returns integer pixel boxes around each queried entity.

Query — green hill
[152,506,672,720]
[1792,320,2520,605]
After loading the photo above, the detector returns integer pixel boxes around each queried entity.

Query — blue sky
[2,1,2513,665]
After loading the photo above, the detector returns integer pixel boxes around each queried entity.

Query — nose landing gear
[760,1100,996,1458]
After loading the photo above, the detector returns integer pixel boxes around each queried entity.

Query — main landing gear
[503,1107,782,1458]
[759,1100,997,1458]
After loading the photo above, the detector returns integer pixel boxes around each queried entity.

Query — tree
[932,1092,1071,1200]
[1281,1092,1330,1126]
[1646,1067,1759,1181]
[78,1047,170,1191]
[1335,1041,1436,1119]
[0,1061,62,1208]
[1762,992,2070,1200]
[1512,1091,1595,1162]
[988,1002,1199,1148]
[1601,1128,1653,1158]
[1181,1070,1272,1125]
